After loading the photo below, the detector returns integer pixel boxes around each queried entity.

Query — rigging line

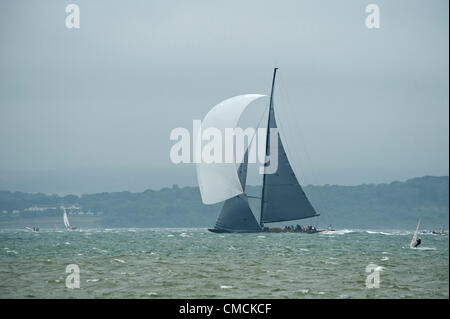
[252,100,270,194]
[235,100,269,166]
[289,80,316,186]
[239,102,269,199]
[275,77,303,180]
[279,75,308,174]
[243,105,269,222]
[276,76,309,185]
[278,74,315,187]
[239,98,270,145]
[254,100,270,133]
[241,102,269,167]
[247,99,270,162]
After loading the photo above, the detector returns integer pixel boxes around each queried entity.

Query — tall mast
[260,67,278,228]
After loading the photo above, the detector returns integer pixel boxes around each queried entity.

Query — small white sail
[409,218,421,248]
[196,94,266,204]
[63,208,70,228]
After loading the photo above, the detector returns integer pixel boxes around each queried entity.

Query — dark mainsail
[210,151,261,233]
[259,68,318,226]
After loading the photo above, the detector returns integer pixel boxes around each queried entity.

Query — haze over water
[0,228,448,298]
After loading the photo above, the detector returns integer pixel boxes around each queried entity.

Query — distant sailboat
[197,68,321,233]
[63,207,77,231]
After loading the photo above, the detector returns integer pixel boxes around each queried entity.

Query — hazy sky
[0,0,448,194]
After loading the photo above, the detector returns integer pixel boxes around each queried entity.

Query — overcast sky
[0,0,448,194]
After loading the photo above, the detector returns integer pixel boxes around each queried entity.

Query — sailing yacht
[196,68,322,233]
[63,207,77,231]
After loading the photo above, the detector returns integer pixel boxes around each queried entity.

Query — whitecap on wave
[414,247,437,251]
[324,229,354,235]
[86,279,99,283]
[298,289,309,294]
[366,231,393,236]
[92,247,108,253]
[113,258,126,263]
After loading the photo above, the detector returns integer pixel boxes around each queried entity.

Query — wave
[413,247,437,251]
[297,289,309,295]
[113,258,126,263]
[323,229,354,235]
[319,229,414,236]
[366,231,394,236]
[86,278,99,283]
[374,266,385,272]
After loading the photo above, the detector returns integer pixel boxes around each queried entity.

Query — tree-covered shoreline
[0,176,447,229]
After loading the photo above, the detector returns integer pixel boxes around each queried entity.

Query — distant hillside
[0,176,448,229]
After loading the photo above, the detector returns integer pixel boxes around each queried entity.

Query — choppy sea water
[0,228,448,298]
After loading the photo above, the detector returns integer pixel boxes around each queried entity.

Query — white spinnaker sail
[409,218,421,248]
[63,209,70,228]
[196,94,266,204]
